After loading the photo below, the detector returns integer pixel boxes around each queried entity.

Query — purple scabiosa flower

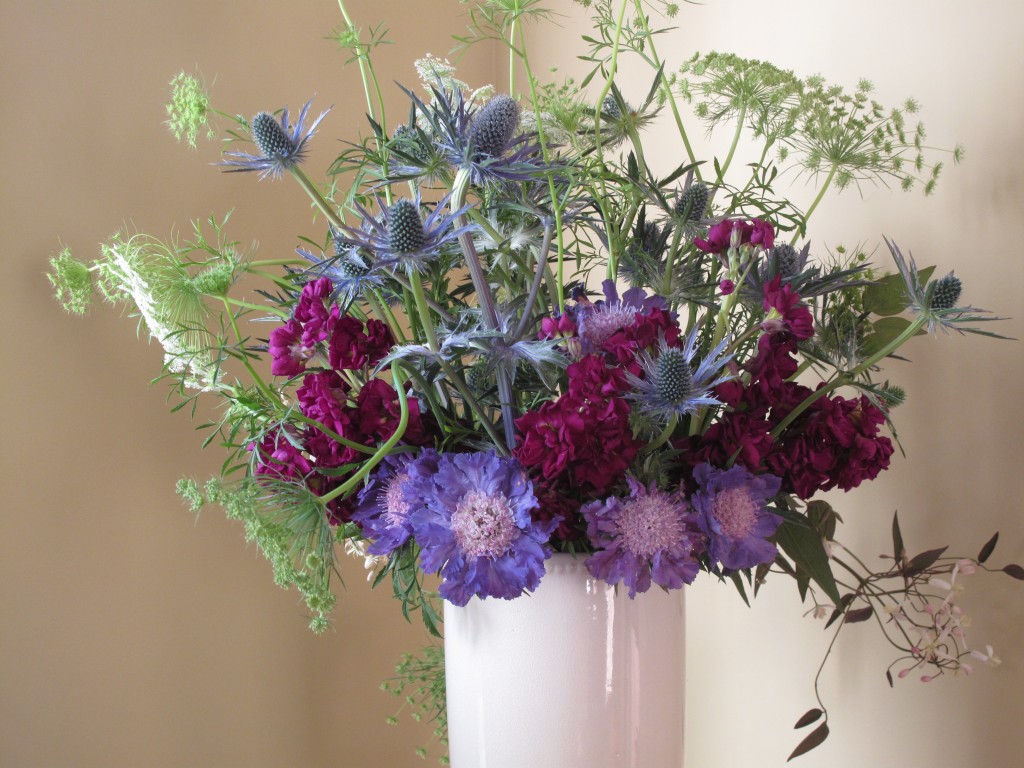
[574,279,668,353]
[219,99,330,180]
[624,326,734,423]
[352,449,440,556]
[691,463,783,571]
[332,193,474,275]
[582,479,703,598]
[411,451,557,606]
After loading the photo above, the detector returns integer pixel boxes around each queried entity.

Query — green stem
[408,267,439,352]
[632,2,698,173]
[317,365,410,505]
[225,296,289,318]
[289,167,343,229]
[799,163,837,238]
[438,359,509,454]
[642,414,678,455]
[292,413,376,455]
[716,102,747,184]
[219,297,281,408]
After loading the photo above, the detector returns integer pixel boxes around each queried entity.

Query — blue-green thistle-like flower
[468,94,520,159]
[393,85,549,185]
[885,237,1004,336]
[332,193,474,274]
[219,99,330,180]
[625,329,734,422]
[673,182,709,222]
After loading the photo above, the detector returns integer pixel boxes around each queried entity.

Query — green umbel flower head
[48,248,94,315]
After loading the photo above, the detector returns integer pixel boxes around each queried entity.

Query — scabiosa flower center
[616,493,686,558]
[380,471,411,529]
[251,112,297,159]
[655,346,693,405]
[451,489,519,558]
[580,305,637,347]
[930,273,962,310]
[469,94,520,159]
[387,199,426,254]
[712,487,759,539]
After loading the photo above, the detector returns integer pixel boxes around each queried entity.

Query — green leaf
[860,316,918,357]
[776,521,841,605]
[729,571,751,607]
[862,266,935,315]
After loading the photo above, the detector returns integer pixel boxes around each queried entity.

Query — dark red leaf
[1003,564,1024,580]
[824,594,857,629]
[788,722,830,761]
[845,606,874,624]
[978,532,999,564]
[892,511,905,564]
[886,669,894,687]
[794,709,824,729]
[903,546,948,578]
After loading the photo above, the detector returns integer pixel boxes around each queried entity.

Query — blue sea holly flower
[625,327,734,422]
[410,451,557,606]
[219,99,330,180]
[395,85,549,185]
[582,479,703,598]
[691,463,783,572]
[332,193,474,275]
[351,449,440,556]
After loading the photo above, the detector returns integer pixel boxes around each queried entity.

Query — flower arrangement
[48,0,1020,761]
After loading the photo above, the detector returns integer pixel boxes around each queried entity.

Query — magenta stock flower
[694,218,775,254]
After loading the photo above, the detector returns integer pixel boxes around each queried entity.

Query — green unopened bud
[190,262,235,296]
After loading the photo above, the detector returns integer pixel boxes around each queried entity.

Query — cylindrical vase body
[444,553,685,768]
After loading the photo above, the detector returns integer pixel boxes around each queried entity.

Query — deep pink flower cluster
[269,277,394,376]
[694,218,775,254]
[514,355,641,502]
[254,277,434,523]
[680,279,893,500]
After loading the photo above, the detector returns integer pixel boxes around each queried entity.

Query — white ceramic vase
[444,553,686,768]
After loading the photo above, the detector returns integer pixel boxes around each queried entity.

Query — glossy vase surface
[444,553,685,768]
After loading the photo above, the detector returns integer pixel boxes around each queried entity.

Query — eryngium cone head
[469,94,520,159]
[387,199,427,255]
[769,243,801,277]
[655,347,693,406]
[674,183,709,222]
[930,272,962,310]
[252,112,297,160]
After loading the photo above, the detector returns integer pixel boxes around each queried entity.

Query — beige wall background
[2,1,1022,767]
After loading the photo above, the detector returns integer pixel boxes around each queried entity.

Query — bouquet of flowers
[47,0,1020,760]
